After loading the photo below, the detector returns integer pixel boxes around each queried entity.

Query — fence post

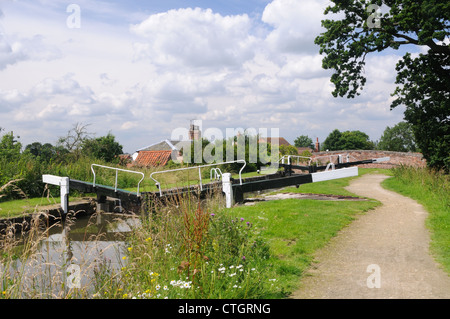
[222,173,233,208]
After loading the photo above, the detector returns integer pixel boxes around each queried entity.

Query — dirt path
[291,174,450,299]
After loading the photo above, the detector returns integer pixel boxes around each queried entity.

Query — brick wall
[310,150,427,169]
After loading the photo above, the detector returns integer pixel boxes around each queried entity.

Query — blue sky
[0,0,411,154]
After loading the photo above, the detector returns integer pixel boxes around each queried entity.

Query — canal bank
[0,197,127,235]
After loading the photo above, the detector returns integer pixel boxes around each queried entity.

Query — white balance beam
[311,167,358,183]
[42,175,70,214]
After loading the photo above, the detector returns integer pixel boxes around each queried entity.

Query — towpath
[291,174,450,299]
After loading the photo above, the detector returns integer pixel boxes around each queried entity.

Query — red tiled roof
[134,150,172,167]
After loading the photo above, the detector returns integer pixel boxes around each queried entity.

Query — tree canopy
[294,135,314,148]
[323,129,374,151]
[315,0,449,171]
[378,121,417,152]
[81,133,123,163]
[0,131,22,161]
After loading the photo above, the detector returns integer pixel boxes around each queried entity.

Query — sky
[0,0,413,154]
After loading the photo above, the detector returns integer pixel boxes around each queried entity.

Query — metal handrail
[91,164,145,196]
[150,160,246,196]
[308,153,352,166]
[279,155,312,165]
[210,167,223,181]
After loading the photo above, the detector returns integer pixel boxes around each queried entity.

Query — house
[132,139,189,167]
[132,121,201,167]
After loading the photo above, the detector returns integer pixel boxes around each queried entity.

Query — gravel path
[291,174,450,299]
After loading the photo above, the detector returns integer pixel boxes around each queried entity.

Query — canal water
[1,212,140,297]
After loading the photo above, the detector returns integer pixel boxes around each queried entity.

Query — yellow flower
[2,291,6,295]
[123,294,128,298]
[122,256,127,260]
[127,247,133,252]
[145,237,152,242]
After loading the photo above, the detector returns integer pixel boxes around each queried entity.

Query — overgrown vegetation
[0,124,125,202]
[93,193,279,299]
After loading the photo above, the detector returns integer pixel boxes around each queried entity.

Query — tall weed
[99,193,277,299]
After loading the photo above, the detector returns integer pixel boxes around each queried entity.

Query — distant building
[314,138,320,152]
[189,121,201,140]
[132,139,190,167]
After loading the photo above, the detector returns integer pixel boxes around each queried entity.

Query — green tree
[280,144,299,156]
[82,133,124,163]
[25,142,69,163]
[0,131,22,161]
[315,0,449,171]
[294,135,313,148]
[322,129,342,151]
[378,121,417,152]
[323,129,374,151]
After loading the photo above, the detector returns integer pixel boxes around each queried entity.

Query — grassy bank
[228,168,386,295]
[382,166,450,273]
[0,197,61,218]
[98,168,383,299]
[0,168,384,299]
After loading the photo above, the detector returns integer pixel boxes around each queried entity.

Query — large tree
[0,131,22,161]
[323,129,374,151]
[294,135,314,148]
[82,133,123,163]
[315,0,449,172]
[378,121,417,152]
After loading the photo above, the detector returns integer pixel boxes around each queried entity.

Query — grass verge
[381,166,450,274]
[228,168,384,296]
[0,197,61,218]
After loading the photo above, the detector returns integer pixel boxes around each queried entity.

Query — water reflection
[1,212,140,297]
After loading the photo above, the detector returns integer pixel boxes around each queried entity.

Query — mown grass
[0,196,91,218]
[228,168,384,295]
[0,198,56,218]
[382,166,450,274]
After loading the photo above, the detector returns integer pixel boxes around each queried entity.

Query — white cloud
[0,32,61,70]
[131,7,259,69]
[262,0,327,54]
[0,0,409,153]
